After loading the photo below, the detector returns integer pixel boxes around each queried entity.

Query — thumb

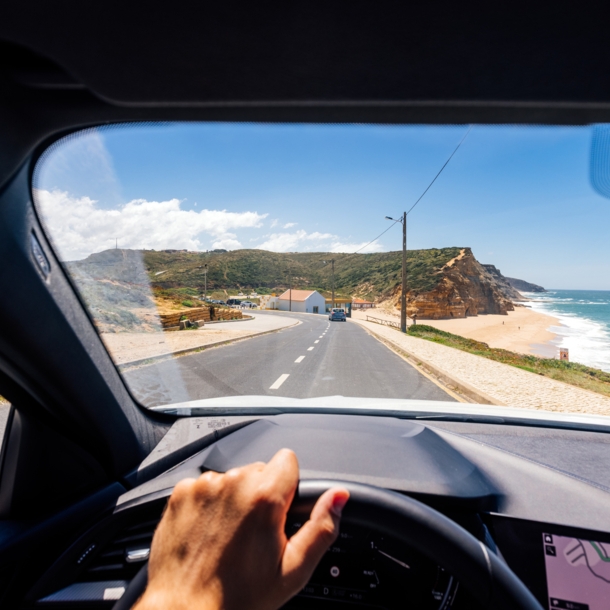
[280,488,349,591]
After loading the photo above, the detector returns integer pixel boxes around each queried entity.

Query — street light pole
[386,214,407,333]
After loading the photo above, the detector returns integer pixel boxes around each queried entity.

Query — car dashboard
[24,413,610,609]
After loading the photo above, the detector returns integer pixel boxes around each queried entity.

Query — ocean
[523,290,610,372]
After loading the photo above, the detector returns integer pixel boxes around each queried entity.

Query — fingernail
[331,494,349,517]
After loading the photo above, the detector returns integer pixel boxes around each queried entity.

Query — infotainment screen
[543,533,610,609]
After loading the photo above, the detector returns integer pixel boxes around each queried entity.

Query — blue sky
[33,123,610,289]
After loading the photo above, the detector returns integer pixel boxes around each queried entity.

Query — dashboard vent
[80,519,157,583]
[38,519,158,607]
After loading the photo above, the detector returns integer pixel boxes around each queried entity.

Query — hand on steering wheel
[129,449,349,610]
[115,450,542,610]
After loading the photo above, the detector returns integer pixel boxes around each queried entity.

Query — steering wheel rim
[114,479,543,610]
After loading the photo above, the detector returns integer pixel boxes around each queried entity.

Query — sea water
[523,290,610,372]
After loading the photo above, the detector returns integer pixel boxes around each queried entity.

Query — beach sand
[353,306,559,357]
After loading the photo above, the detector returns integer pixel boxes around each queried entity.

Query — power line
[349,125,472,257]
[352,219,401,254]
[405,125,473,217]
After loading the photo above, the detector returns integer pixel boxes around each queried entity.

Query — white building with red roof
[277,289,326,314]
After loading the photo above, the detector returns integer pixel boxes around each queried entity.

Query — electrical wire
[348,125,472,257]
[351,219,401,255]
[405,124,472,217]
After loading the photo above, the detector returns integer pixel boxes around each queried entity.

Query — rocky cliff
[395,249,520,319]
[505,277,546,293]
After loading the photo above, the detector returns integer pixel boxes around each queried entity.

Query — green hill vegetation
[143,247,463,301]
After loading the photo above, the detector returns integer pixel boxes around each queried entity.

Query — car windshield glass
[32,123,610,418]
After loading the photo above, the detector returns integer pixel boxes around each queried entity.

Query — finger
[224,461,266,481]
[280,488,349,590]
[167,477,197,509]
[260,449,300,502]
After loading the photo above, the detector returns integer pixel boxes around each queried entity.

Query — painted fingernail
[331,494,349,517]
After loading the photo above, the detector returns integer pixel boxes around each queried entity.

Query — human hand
[134,449,349,610]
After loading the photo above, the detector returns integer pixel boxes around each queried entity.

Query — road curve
[124,311,456,408]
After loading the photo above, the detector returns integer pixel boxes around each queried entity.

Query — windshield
[32,123,610,418]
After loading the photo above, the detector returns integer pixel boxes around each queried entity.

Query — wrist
[134,587,218,610]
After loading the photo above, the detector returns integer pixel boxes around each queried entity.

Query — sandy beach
[353,306,560,357]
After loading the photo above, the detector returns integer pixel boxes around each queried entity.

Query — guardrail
[366,315,401,329]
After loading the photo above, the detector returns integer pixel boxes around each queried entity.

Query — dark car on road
[329,308,347,321]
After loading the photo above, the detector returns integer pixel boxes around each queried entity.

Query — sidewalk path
[103,311,299,365]
[351,316,610,416]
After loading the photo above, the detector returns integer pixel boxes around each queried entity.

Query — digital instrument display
[284,522,458,609]
[543,533,610,609]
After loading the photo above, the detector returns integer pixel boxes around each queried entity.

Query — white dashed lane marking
[295,356,305,363]
[308,347,315,351]
[269,374,290,390]
[314,340,319,344]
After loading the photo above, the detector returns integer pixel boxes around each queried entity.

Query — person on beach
[134,449,349,610]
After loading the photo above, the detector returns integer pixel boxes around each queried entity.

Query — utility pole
[331,259,335,309]
[323,259,336,310]
[288,272,292,312]
[204,263,208,302]
[401,211,407,333]
[386,213,407,333]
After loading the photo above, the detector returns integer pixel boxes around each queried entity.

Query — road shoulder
[105,312,301,369]
[351,318,610,416]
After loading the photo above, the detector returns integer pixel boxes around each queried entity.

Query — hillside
[142,247,464,299]
[66,249,160,333]
[142,247,523,318]
[65,246,530,332]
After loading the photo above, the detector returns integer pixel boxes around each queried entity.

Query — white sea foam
[522,291,610,372]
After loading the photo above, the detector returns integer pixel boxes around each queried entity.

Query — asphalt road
[124,312,455,407]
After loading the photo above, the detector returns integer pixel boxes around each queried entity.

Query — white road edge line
[295,356,305,363]
[307,346,315,351]
[269,374,290,390]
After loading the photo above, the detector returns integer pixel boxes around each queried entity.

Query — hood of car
[148,394,610,430]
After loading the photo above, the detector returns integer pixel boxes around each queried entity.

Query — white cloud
[35,189,266,260]
[329,240,383,253]
[307,232,336,240]
[212,236,242,250]
[270,219,279,228]
[283,222,297,228]
[256,230,336,252]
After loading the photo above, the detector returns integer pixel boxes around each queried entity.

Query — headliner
[1,2,610,188]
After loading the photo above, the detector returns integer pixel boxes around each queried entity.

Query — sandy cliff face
[394,249,519,319]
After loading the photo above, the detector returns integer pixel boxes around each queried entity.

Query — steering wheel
[113,480,543,610]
